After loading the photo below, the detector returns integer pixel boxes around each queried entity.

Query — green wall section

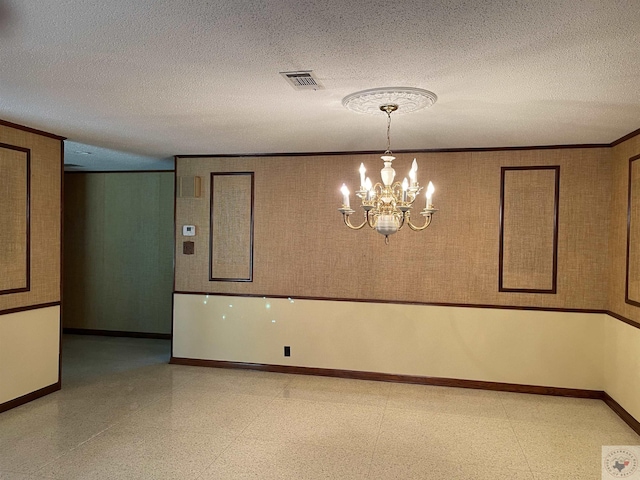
[63,172,174,334]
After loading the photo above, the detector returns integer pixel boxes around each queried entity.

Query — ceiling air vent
[280,70,323,90]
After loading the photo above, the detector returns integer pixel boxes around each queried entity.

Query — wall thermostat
[182,225,196,236]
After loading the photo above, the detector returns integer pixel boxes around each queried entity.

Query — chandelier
[338,88,438,243]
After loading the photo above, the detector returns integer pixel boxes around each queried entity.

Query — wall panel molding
[0,143,30,295]
[625,154,640,307]
[209,172,254,282]
[499,166,560,293]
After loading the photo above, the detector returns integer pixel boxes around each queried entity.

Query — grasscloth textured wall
[175,148,610,310]
[0,127,60,311]
[63,173,174,334]
[609,135,640,321]
[628,157,640,303]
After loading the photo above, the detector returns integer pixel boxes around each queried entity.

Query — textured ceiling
[1,0,639,170]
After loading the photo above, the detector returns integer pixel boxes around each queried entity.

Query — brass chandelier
[339,89,438,243]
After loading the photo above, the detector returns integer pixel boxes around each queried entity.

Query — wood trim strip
[208,172,255,282]
[0,381,61,414]
[173,125,639,159]
[172,291,606,314]
[63,328,171,340]
[64,170,175,174]
[171,162,178,359]
[625,154,640,307]
[59,140,64,388]
[499,165,560,294]
[0,301,61,317]
[175,144,611,159]
[603,393,640,436]
[169,356,603,398]
[606,310,640,330]
[0,119,66,141]
[173,291,640,328]
[611,127,640,147]
[0,143,31,295]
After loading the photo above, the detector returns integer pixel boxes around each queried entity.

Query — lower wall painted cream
[0,306,60,404]
[604,316,640,420]
[173,294,604,390]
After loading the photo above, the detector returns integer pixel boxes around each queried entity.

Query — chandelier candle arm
[406,209,437,231]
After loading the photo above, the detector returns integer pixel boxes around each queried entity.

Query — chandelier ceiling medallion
[339,87,439,243]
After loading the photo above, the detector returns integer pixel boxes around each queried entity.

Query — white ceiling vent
[280,71,323,90]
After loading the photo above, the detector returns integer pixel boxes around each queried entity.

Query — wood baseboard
[0,382,60,414]
[63,328,171,340]
[603,393,640,436]
[169,357,603,398]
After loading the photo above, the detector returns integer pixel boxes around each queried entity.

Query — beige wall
[175,148,611,310]
[0,122,62,407]
[174,294,605,390]
[603,315,640,421]
[604,134,640,421]
[63,172,174,334]
[0,306,60,404]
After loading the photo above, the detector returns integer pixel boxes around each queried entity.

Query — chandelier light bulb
[426,181,435,207]
[365,177,373,200]
[365,177,372,190]
[340,184,350,208]
[409,159,418,186]
[359,163,366,187]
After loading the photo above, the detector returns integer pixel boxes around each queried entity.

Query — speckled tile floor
[0,335,638,479]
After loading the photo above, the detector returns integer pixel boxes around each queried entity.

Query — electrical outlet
[284,346,291,357]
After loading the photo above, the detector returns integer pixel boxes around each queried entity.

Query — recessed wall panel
[626,155,640,306]
[500,166,559,293]
[0,143,30,295]
[210,172,254,282]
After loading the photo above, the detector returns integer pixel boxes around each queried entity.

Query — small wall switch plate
[284,346,291,357]
[182,225,196,236]
[183,241,195,255]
